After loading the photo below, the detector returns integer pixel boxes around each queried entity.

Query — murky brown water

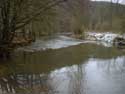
[0,36,125,94]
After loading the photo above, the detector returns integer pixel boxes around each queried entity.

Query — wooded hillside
[88,1,125,32]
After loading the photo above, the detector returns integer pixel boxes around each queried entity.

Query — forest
[0,0,125,56]
[0,0,89,57]
[0,0,125,94]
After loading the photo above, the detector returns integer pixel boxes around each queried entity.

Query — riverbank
[15,32,125,52]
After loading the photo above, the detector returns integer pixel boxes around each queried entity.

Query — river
[0,35,125,94]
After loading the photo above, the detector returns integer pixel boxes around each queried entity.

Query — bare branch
[16,0,67,30]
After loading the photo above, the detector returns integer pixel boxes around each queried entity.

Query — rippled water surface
[0,35,125,94]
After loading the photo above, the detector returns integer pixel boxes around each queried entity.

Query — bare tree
[0,0,67,44]
[0,0,67,57]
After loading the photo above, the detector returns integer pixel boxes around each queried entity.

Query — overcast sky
[91,0,125,4]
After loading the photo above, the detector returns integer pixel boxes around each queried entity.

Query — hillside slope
[88,1,125,32]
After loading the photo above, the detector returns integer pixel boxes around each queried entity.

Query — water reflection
[0,43,125,94]
[0,73,56,94]
[49,56,125,94]
[0,56,125,94]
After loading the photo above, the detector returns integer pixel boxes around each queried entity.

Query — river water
[0,35,125,94]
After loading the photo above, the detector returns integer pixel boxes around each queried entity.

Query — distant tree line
[88,1,125,32]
